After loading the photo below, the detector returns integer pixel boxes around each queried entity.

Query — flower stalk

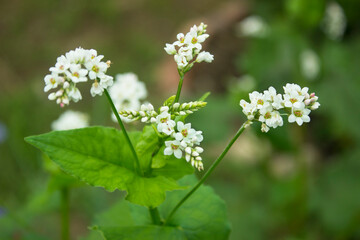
[174,71,184,103]
[104,89,143,176]
[61,187,70,240]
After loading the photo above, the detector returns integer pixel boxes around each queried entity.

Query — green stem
[105,89,161,224]
[61,187,70,240]
[174,71,184,103]
[149,207,162,225]
[164,121,250,225]
[104,89,142,176]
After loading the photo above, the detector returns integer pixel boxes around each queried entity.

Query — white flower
[51,110,89,131]
[263,86,283,109]
[249,91,268,110]
[111,73,147,100]
[191,130,203,145]
[85,58,108,80]
[288,105,311,126]
[164,140,183,159]
[173,33,186,47]
[66,64,88,83]
[237,16,268,38]
[164,43,177,55]
[196,51,214,63]
[90,81,104,97]
[283,84,307,108]
[44,74,60,92]
[49,55,70,74]
[68,87,82,102]
[174,54,188,69]
[240,99,256,120]
[261,123,270,133]
[300,49,320,80]
[100,75,114,89]
[174,121,196,142]
[156,111,175,135]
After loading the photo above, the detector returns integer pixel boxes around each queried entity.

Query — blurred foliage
[1,0,360,239]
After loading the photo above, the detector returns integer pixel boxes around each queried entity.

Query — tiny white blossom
[68,87,82,102]
[164,44,177,55]
[174,121,196,142]
[288,105,311,126]
[90,81,104,97]
[44,74,59,92]
[196,51,214,63]
[249,91,268,110]
[156,111,175,135]
[263,86,283,109]
[164,140,183,159]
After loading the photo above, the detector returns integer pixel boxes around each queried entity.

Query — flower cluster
[322,1,346,41]
[109,73,147,123]
[119,101,206,171]
[44,47,113,107]
[240,83,320,132]
[236,15,269,38]
[164,23,214,70]
[156,107,204,171]
[51,110,89,131]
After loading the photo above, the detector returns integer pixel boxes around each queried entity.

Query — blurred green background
[1,0,360,239]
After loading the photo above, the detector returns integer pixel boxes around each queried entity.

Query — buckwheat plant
[25,23,319,240]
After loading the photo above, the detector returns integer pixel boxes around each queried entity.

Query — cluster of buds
[170,101,207,116]
[45,47,113,107]
[164,23,214,71]
[240,83,320,132]
[118,100,207,123]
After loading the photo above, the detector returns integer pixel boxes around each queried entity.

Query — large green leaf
[92,175,230,240]
[25,127,182,207]
[96,226,186,240]
[152,146,194,180]
[135,125,160,173]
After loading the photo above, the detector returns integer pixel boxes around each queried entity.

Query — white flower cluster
[300,49,320,80]
[44,47,113,107]
[236,15,269,38]
[109,73,147,123]
[240,83,320,132]
[51,110,89,131]
[155,107,204,171]
[322,1,346,41]
[119,104,205,171]
[164,23,214,70]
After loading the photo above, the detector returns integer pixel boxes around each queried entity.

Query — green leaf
[92,175,230,240]
[163,95,176,107]
[95,226,186,240]
[198,91,211,101]
[152,147,194,180]
[25,127,183,207]
[135,125,160,173]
